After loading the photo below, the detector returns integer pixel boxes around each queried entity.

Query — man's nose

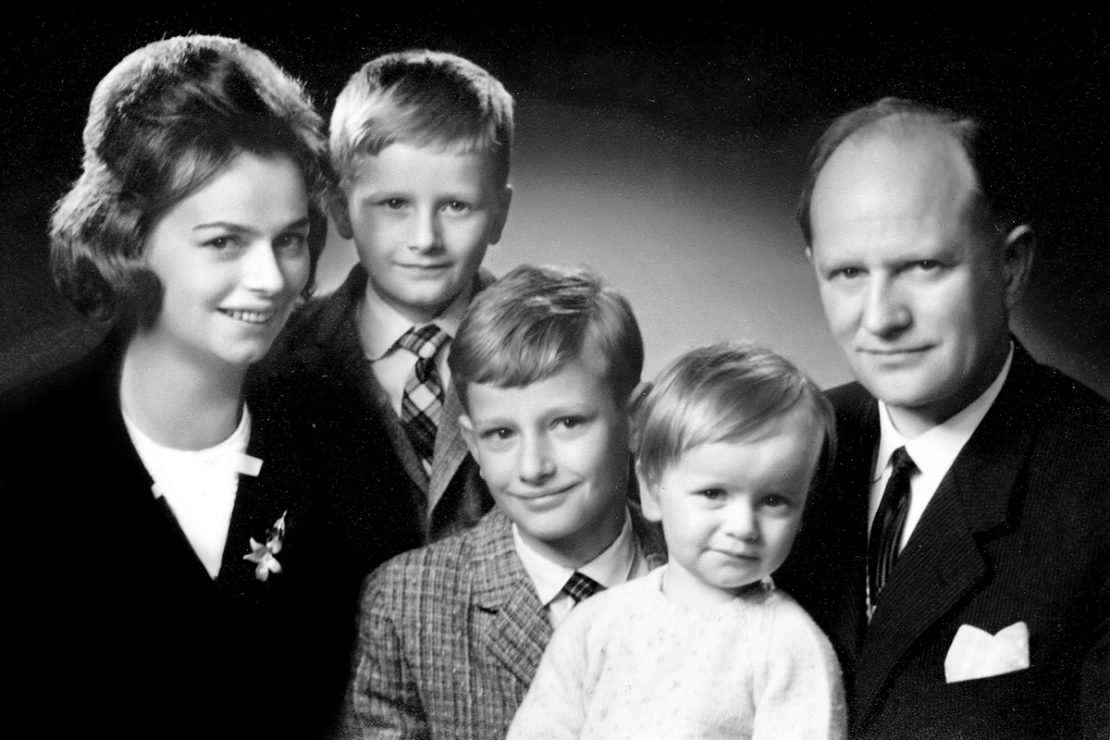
[861,276,911,337]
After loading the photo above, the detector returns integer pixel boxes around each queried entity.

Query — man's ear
[635,460,663,523]
[328,188,354,240]
[1001,223,1035,309]
[487,185,513,245]
[624,381,652,452]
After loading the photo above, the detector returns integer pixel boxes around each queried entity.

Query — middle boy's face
[334,141,511,325]
[460,359,631,569]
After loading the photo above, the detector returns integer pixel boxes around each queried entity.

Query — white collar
[513,509,636,607]
[359,279,468,361]
[874,343,1013,483]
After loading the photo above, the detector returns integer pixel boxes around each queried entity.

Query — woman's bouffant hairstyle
[49,34,330,328]
[449,263,643,412]
[636,342,837,494]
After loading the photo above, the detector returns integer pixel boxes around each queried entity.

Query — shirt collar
[875,343,1014,483]
[512,509,636,607]
[359,280,470,361]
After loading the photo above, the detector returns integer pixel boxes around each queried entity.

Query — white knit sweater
[507,565,846,739]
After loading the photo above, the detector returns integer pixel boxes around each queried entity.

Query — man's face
[807,128,1016,435]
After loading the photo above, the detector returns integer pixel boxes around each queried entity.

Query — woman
[2,35,354,739]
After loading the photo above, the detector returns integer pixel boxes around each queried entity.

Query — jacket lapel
[469,510,552,688]
[429,382,469,511]
[854,344,1040,722]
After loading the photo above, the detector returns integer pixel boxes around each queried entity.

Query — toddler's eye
[760,494,794,510]
[697,488,726,501]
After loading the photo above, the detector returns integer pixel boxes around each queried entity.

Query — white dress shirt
[513,509,649,628]
[870,345,1014,551]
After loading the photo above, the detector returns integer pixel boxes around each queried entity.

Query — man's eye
[830,266,862,280]
[443,200,472,214]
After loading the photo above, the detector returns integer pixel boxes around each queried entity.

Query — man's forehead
[810,124,980,234]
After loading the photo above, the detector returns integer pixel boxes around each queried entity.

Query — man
[778,97,1109,739]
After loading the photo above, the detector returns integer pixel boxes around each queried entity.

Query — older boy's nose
[409,208,443,252]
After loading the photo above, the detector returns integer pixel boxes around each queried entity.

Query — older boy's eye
[443,200,472,214]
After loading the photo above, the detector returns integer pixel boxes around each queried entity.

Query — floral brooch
[244,510,287,582]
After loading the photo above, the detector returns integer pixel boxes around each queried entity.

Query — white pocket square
[944,621,1030,683]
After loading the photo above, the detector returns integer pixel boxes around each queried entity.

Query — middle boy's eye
[696,488,726,501]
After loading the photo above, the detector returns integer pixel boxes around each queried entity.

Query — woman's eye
[275,233,308,252]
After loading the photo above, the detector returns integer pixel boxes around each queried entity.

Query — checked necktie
[398,324,450,465]
[868,446,917,615]
[561,571,605,604]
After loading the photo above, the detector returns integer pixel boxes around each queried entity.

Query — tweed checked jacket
[254,264,493,545]
[345,505,668,740]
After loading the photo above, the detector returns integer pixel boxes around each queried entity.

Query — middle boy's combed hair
[449,263,643,410]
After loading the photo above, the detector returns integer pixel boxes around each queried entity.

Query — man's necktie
[561,571,605,604]
[868,446,917,612]
[398,324,449,465]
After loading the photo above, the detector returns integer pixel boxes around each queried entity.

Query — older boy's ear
[328,188,354,240]
[635,460,662,523]
[487,185,513,245]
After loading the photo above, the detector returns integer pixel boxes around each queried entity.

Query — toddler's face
[333,141,511,324]
[460,359,631,569]
[643,406,822,606]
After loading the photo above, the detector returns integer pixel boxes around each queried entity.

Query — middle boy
[345,264,666,739]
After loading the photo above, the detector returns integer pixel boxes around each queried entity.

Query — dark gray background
[2,6,1106,396]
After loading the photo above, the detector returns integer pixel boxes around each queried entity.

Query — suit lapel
[429,382,469,511]
[469,510,552,688]
[854,346,1040,722]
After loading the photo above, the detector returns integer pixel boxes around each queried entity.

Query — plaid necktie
[868,446,917,613]
[561,571,605,604]
[397,324,450,464]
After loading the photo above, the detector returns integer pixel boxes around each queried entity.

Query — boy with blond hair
[344,264,667,739]
[264,49,514,549]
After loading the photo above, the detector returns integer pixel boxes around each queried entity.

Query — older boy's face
[460,359,631,569]
[335,142,510,325]
[642,407,820,607]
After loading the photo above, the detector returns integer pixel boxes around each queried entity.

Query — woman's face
[141,152,311,369]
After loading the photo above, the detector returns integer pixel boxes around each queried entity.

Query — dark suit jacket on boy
[778,341,1110,740]
[256,264,492,546]
[345,505,668,740]
[2,339,392,740]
